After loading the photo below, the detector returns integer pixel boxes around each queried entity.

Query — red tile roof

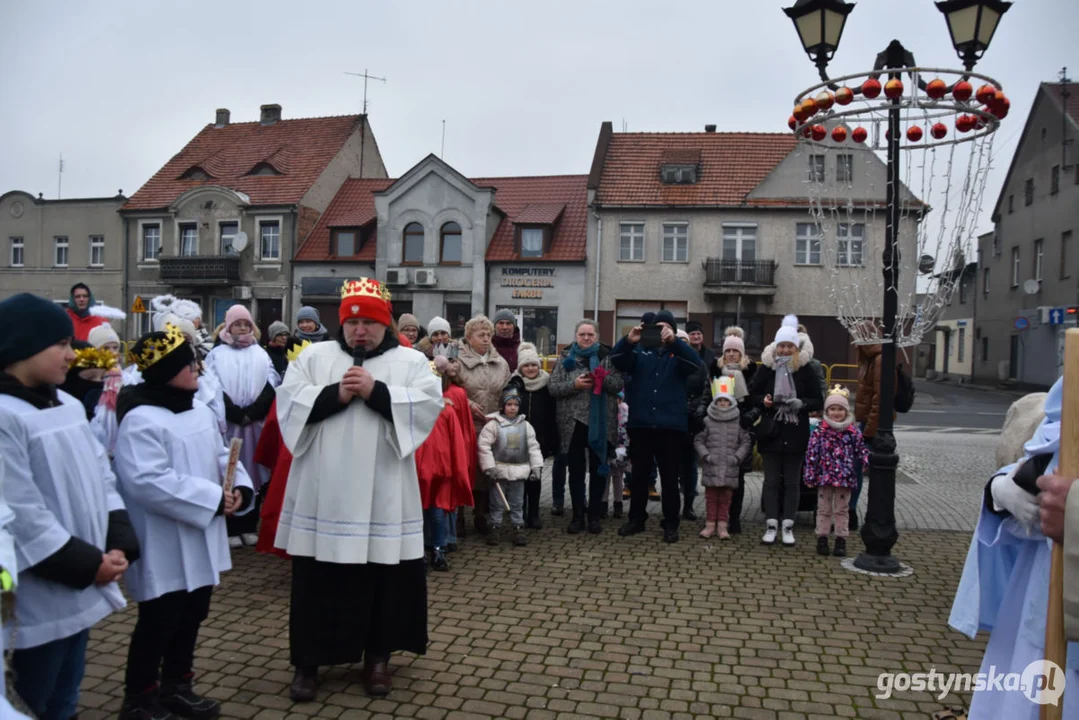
[594,132,797,207]
[295,174,588,263]
[123,115,363,211]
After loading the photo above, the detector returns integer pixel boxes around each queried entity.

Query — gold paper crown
[286,339,312,363]
[127,323,187,371]
[827,384,850,399]
[71,347,119,371]
[711,375,735,397]
[340,277,391,303]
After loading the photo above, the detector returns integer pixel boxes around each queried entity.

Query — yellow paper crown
[286,339,312,363]
[128,323,187,371]
[711,375,735,398]
[827,384,850,399]
[340,277,391,303]
[71,346,119,371]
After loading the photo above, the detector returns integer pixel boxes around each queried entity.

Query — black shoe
[119,689,176,720]
[289,667,318,703]
[486,532,499,546]
[567,511,585,534]
[817,536,830,556]
[431,547,449,571]
[513,528,528,546]
[551,506,564,517]
[587,518,602,534]
[525,516,543,530]
[446,543,458,553]
[612,501,623,519]
[682,506,696,522]
[849,512,859,532]
[618,520,646,537]
[160,680,220,719]
[663,528,680,544]
[729,521,742,535]
[833,537,847,557]
[599,505,609,519]
[475,515,490,536]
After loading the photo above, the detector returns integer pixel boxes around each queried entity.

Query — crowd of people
[0,279,931,718]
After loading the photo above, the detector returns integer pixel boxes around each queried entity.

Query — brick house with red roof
[120,104,386,337]
[586,122,922,367]
[293,154,588,353]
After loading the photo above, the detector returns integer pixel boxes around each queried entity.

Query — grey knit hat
[296,306,320,324]
[493,308,517,327]
[268,321,290,340]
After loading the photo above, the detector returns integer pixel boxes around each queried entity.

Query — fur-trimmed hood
[761,332,814,370]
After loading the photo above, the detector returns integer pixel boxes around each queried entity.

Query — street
[898,379,1018,432]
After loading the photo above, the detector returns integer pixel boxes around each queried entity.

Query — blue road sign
[1014,316,1029,331]
[1049,308,1065,325]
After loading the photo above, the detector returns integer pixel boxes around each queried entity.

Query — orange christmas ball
[811,124,827,142]
[794,105,809,123]
[906,126,923,142]
[831,126,848,143]
[852,126,868,143]
[788,115,798,131]
[816,91,835,111]
[862,78,882,99]
[926,78,947,100]
[976,84,997,105]
[953,81,973,102]
[930,122,948,139]
[802,98,819,116]
[884,78,904,99]
[956,114,975,133]
[835,87,854,105]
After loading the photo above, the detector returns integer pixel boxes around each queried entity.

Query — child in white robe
[0,293,138,720]
[205,305,280,547]
[114,325,254,720]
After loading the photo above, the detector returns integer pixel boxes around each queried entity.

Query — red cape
[415,385,474,511]
[255,400,292,559]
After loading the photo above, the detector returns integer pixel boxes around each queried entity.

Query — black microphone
[353,346,366,367]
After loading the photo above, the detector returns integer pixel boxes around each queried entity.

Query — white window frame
[219,219,241,256]
[178,223,199,257]
[836,223,865,267]
[795,222,822,266]
[54,236,69,268]
[836,154,853,184]
[721,224,757,262]
[661,222,688,263]
[618,222,645,262]
[808,154,825,182]
[134,311,154,337]
[89,235,104,267]
[138,220,162,263]
[9,237,23,267]
[1033,238,1043,282]
[256,215,283,265]
[1010,246,1020,287]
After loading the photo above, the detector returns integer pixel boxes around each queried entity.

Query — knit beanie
[130,325,196,385]
[297,306,321,324]
[774,314,799,346]
[517,342,541,370]
[722,333,745,356]
[824,385,851,413]
[268,321,290,340]
[655,309,677,332]
[428,316,451,336]
[88,324,121,349]
[0,293,75,369]
[397,313,420,332]
[685,320,702,334]
[225,304,254,332]
[493,308,517,327]
[640,311,656,325]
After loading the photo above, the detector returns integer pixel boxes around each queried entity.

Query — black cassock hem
[289,556,428,668]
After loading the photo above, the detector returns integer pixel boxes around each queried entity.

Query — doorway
[1008,334,1019,380]
[258,299,283,343]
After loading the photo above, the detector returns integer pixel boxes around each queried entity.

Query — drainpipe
[122,215,130,338]
[592,212,602,327]
[288,206,298,323]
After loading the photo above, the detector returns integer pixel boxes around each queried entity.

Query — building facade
[584,122,920,367]
[120,104,386,338]
[1,190,127,325]
[293,154,588,350]
[976,82,1079,388]
[932,261,977,380]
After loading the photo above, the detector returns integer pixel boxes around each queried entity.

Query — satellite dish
[918,254,935,275]
[1023,278,1040,295]
[231,231,248,252]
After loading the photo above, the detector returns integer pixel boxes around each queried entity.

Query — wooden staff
[223,437,243,494]
[494,480,511,512]
[1042,328,1078,720]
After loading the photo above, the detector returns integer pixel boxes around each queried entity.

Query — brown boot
[362,657,392,697]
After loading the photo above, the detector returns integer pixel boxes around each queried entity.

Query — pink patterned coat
[803,423,870,489]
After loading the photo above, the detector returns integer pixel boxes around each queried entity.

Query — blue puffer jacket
[610,336,702,432]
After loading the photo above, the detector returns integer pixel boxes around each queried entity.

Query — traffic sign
[1048,307,1065,325]
[1014,316,1029,331]
[131,295,146,314]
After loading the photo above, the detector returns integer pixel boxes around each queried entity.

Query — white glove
[990,469,1040,528]
[615,447,626,460]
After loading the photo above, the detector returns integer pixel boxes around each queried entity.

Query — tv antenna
[1060,67,1073,171]
[57,153,64,199]
[441,120,446,158]
[344,69,387,178]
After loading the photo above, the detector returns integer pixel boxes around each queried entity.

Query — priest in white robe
[275,278,443,702]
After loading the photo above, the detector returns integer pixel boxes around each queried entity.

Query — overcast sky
[1,0,1075,237]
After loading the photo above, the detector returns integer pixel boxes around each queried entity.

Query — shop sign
[501,267,556,298]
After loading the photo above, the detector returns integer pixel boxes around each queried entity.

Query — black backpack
[894,361,915,413]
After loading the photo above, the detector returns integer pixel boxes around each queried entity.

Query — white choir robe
[205,343,280,491]
[0,455,16,699]
[114,400,253,603]
[0,391,126,650]
[274,341,443,564]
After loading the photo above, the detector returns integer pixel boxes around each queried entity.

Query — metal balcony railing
[703,258,777,286]
[158,255,241,284]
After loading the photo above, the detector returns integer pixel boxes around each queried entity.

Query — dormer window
[247,162,282,177]
[661,164,698,184]
[332,227,364,257]
[180,166,212,181]
[517,226,548,258]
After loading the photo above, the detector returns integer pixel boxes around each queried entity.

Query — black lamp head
[935,0,1011,70]
[783,0,856,71]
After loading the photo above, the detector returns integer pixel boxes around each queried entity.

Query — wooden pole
[223,438,243,494]
[1042,327,1078,720]
[494,481,511,512]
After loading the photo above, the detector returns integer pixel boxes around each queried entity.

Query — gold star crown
[127,323,187,371]
[341,277,391,303]
[286,339,312,363]
[71,347,119,371]
[828,384,850,398]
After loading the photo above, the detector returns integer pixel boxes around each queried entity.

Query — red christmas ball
[794,105,808,123]
[811,124,827,141]
[906,126,923,142]
[816,91,835,111]
[976,84,997,105]
[953,81,973,102]
[835,87,854,106]
[885,78,904,99]
[956,114,975,133]
[930,122,948,139]
[801,126,813,138]
[852,126,868,143]
[788,115,798,131]
[926,78,948,100]
[831,126,848,143]
[862,78,882,99]
[802,97,819,116]
[997,98,1010,119]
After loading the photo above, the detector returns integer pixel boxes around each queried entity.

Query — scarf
[98,367,123,412]
[220,327,257,348]
[0,372,60,409]
[563,342,608,477]
[492,330,520,369]
[823,414,854,432]
[116,383,196,425]
[515,369,550,392]
[722,364,749,401]
[296,325,329,343]
[706,399,740,423]
[772,355,800,425]
[68,287,96,318]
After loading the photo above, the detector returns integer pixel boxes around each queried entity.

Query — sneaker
[663,528,679,544]
[227,536,242,549]
[431,548,449,571]
[817,536,830,556]
[119,689,176,720]
[699,522,716,539]
[513,528,528,546]
[717,522,730,540]
[761,520,778,545]
[587,518,602,535]
[159,680,221,719]
[618,520,646,537]
[781,520,795,547]
[240,533,258,547]
[832,537,847,557]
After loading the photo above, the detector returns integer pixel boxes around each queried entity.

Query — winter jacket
[610,336,701,433]
[803,421,870,489]
[477,413,543,482]
[508,371,560,457]
[492,328,521,370]
[746,352,824,455]
[548,344,622,455]
[694,399,752,489]
[855,344,895,439]
[455,341,511,433]
[66,308,107,343]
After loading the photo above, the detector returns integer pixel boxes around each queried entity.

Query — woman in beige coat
[455,314,511,534]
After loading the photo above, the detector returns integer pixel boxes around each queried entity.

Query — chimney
[260,104,282,126]
[704,124,717,133]
[215,108,230,128]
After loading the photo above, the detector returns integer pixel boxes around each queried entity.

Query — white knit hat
[774,314,800,346]
[87,324,120,349]
[517,342,541,370]
[155,312,197,341]
[427,316,451,336]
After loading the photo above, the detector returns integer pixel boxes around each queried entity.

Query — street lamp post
[783,0,1010,573]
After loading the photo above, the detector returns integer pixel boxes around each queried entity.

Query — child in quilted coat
[803,386,869,557]
[693,377,752,539]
